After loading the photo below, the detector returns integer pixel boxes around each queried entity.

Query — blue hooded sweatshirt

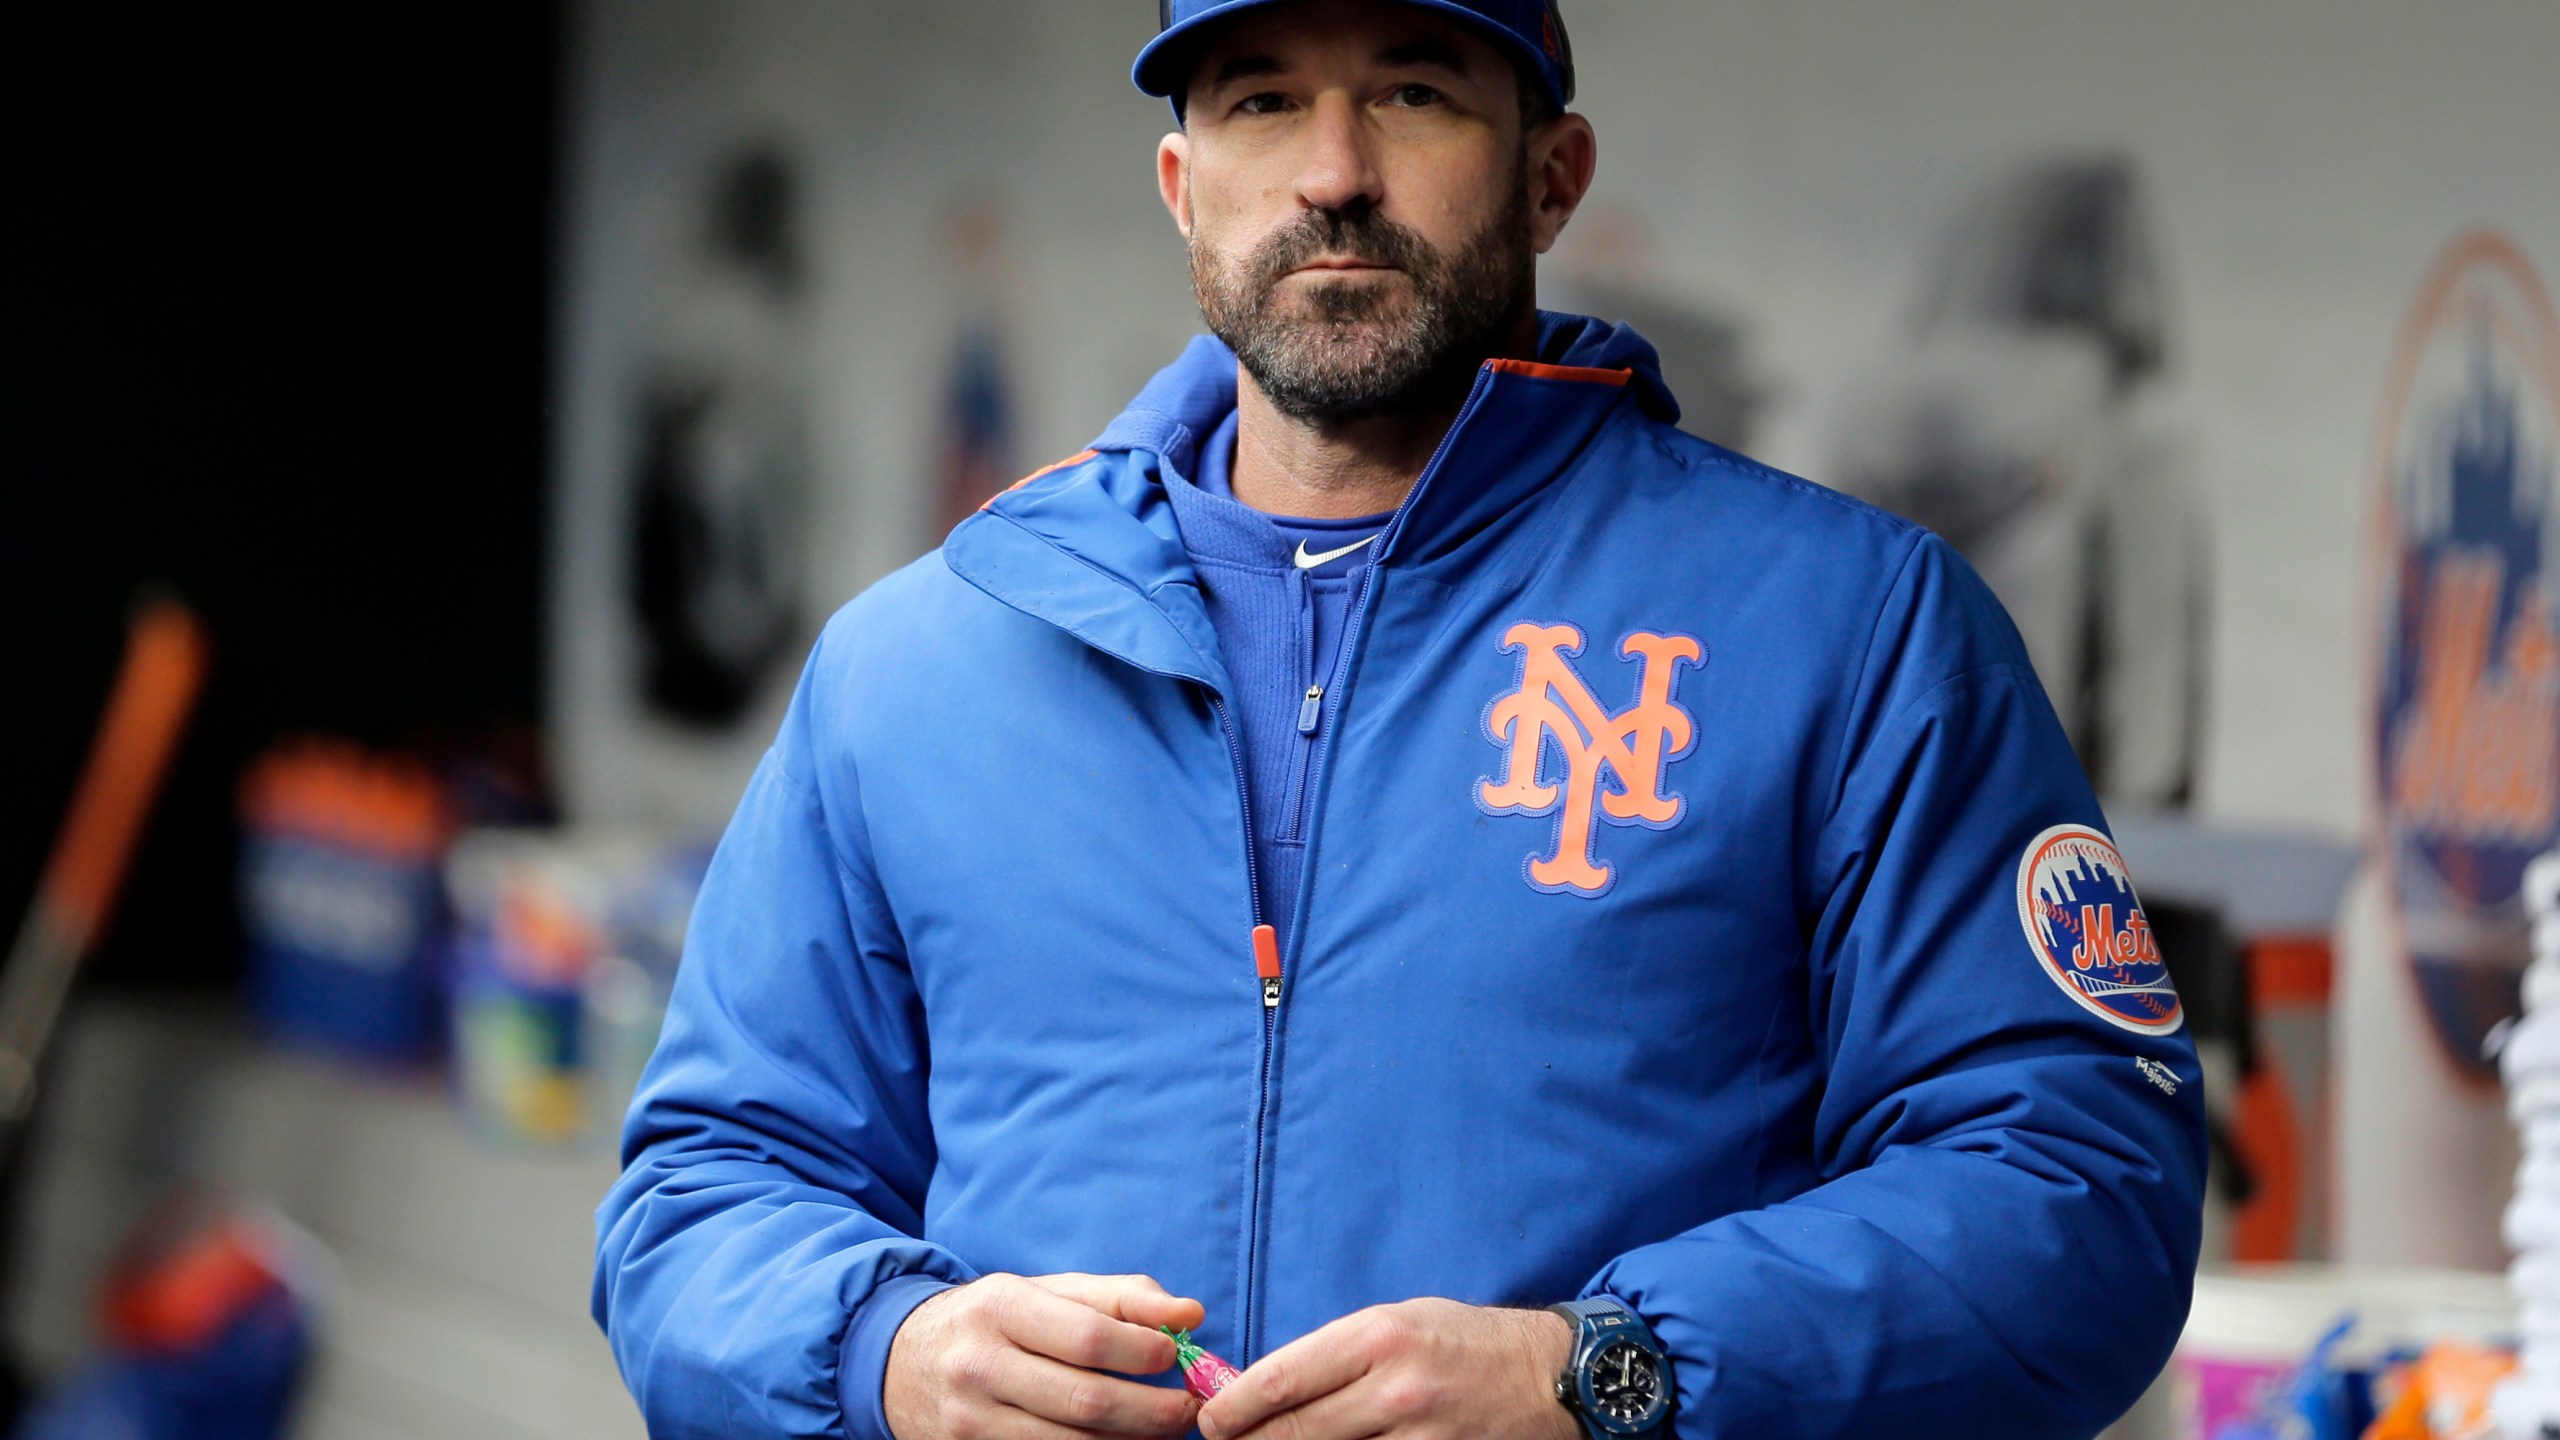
[594,314,2206,1440]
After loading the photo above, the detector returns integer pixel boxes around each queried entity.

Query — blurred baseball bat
[0,596,211,1126]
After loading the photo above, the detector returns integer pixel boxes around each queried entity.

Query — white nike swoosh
[1293,535,1379,569]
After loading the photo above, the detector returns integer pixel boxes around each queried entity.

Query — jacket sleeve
[593,631,975,1440]
[1583,534,2207,1439]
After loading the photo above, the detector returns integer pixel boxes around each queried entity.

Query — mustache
[1244,205,1437,293]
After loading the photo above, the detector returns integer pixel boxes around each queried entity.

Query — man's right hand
[885,1272,1208,1440]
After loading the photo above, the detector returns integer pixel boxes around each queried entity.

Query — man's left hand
[1197,1299,1578,1440]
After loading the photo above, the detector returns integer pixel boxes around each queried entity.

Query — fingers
[1203,1376,1388,1440]
[990,1275,1181,1375]
[1028,1272,1208,1336]
[955,1402,1176,1440]
[982,1347,1200,1437]
[1197,1309,1385,1440]
[891,1277,1205,1440]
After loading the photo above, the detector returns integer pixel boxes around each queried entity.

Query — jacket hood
[945,310,1679,694]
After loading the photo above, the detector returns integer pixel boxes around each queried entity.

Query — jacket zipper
[1281,567,1321,841]
[1236,364,1502,1362]
[1207,691,1263,937]
[1203,685,1287,1368]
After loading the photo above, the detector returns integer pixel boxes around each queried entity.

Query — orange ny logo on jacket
[1478,622,1704,896]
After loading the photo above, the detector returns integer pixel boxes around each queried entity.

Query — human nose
[1291,90,1382,215]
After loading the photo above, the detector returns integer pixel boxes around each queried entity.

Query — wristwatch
[1545,1297,1671,1437]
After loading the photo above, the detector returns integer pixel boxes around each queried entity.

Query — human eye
[1234,90,1295,116]
[1383,82,1446,108]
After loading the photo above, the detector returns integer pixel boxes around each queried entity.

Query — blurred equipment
[237,741,453,1064]
[444,830,702,1146]
[2151,1267,2512,1440]
[1832,156,2207,807]
[2203,1311,2364,1440]
[2337,232,2560,1270]
[10,1199,315,1440]
[2366,1339,2516,1440]
[629,143,813,728]
[931,197,1020,537]
[0,598,210,1133]
[2491,852,2560,1437]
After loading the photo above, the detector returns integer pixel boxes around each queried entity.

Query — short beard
[1190,170,1535,425]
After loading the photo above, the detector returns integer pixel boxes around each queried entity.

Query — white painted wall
[551,0,2560,844]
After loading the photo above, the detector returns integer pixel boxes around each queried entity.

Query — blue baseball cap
[1134,0,1574,112]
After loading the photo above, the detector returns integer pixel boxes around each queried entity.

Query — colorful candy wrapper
[1163,1327,1241,1401]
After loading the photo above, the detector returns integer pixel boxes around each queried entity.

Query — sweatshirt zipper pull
[1296,685,1324,735]
[1252,923,1281,1008]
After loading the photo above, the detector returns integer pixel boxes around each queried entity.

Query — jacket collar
[944,312,1672,691]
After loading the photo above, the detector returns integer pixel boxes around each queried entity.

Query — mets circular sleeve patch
[2014,823,2185,1035]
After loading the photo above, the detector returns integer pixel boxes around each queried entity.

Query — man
[593,3,2207,1438]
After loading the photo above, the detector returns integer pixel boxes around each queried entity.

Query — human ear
[1157,132,1194,239]
[1525,114,1596,255]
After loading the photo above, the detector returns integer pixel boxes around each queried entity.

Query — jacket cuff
[839,1273,959,1440]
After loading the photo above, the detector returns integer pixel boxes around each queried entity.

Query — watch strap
[1548,1297,1635,1328]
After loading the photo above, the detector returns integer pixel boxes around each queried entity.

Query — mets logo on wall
[1477,621,1702,897]
[2015,824,2183,1034]
[2370,231,2560,1080]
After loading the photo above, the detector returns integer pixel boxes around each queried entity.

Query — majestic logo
[1477,622,1702,897]
[2372,231,2560,1079]
[2015,824,2184,1034]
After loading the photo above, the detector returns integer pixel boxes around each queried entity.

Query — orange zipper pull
[1252,924,1281,1008]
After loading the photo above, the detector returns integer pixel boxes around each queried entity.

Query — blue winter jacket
[594,314,2206,1440]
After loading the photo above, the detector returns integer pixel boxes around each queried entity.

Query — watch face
[1584,1338,1664,1429]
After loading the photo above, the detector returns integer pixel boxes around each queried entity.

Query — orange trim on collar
[1485,358,1634,386]
[980,449,1099,511]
